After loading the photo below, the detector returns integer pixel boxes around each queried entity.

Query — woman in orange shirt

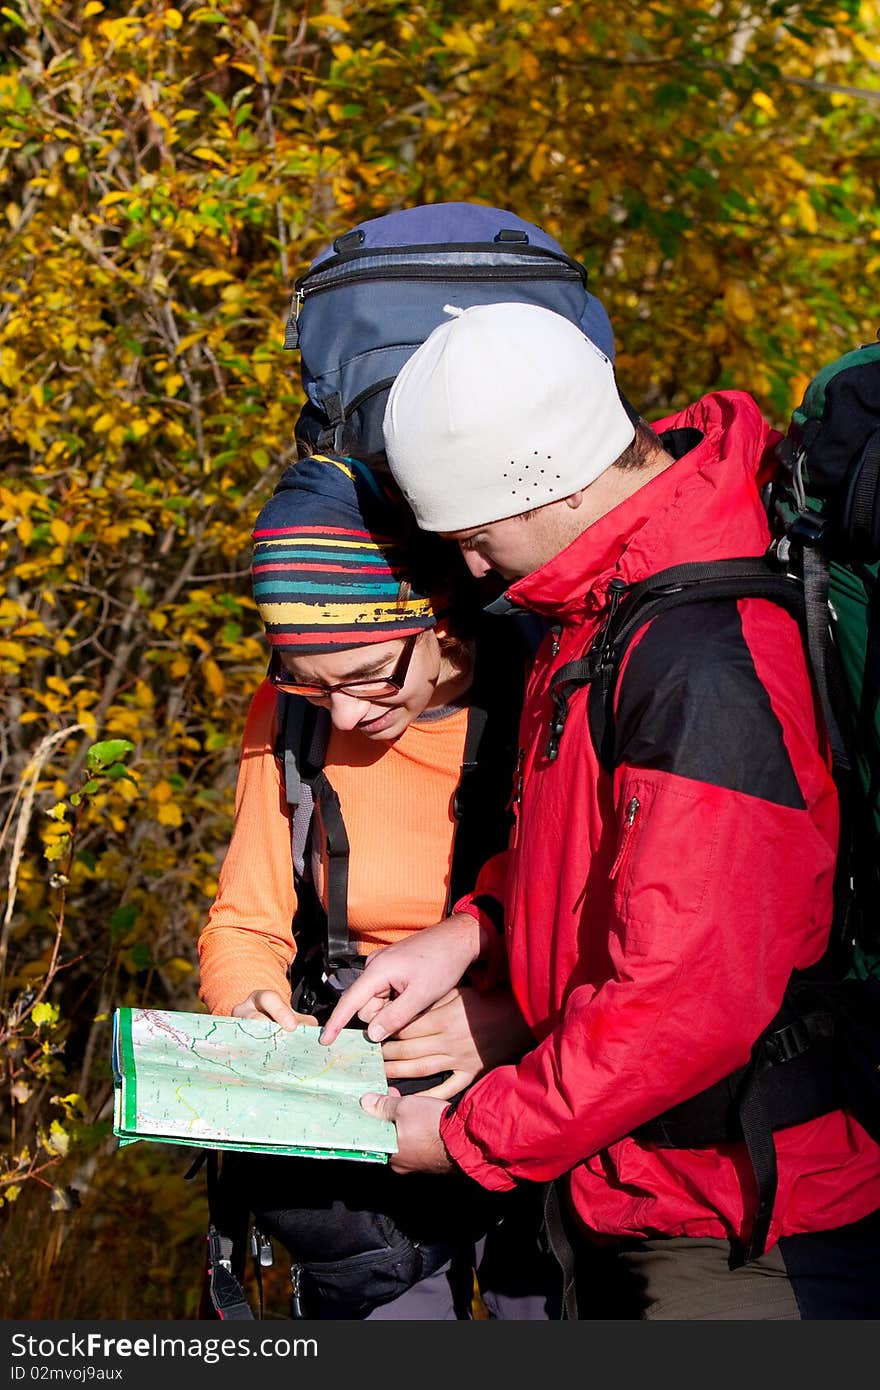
[198,452,555,1320]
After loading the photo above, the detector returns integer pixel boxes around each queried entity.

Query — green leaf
[129,943,153,971]
[86,739,135,771]
[110,903,139,941]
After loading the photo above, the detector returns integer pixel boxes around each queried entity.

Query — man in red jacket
[322,302,880,1318]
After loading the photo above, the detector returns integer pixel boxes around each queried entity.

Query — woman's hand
[231,989,318,1030]
[381,985,534,1101]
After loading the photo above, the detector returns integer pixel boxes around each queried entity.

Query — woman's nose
[327,690,373,730]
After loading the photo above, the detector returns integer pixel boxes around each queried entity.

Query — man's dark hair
[611,418,660,471]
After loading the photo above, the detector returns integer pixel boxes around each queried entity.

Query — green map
[112,1007,397,1162]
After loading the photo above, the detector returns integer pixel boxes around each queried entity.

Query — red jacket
[441,391,880,1247]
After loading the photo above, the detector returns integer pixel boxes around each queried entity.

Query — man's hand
[319,912,482,1045]
[231,989,317,1030]
[360,1090,453,1174]
[381,986,533,1100]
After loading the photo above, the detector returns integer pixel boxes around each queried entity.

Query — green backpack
[771,337,880,979]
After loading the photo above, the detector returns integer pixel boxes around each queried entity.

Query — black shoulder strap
[274,692,357,975]
[446,617,528,910]
[568,558,806,772]
[447,700,489,912]
[310,769,359,974]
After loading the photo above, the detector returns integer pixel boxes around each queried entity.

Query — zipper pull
[550,624,562,657]
[513,748,524,807]
[610,795,641,880]
[251,1229,273,1268]
[290,1262,306,1319]
[599,578,627,650]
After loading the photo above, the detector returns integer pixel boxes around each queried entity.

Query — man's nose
[327,691,373,730]
[460,547,492,579]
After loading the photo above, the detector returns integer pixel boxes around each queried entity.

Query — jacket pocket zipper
[610,796,640,880]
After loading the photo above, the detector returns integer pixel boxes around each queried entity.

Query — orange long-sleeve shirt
[198,679,470,1017]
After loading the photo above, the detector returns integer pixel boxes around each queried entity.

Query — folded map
[112,1007,397,1162]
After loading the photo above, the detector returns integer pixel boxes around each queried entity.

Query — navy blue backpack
[285,201,615,462]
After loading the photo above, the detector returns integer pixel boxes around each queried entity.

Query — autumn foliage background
[1,0,879,1318]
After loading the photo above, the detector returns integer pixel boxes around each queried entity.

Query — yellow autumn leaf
[253,361,272,385]
[190,269,235,286]
[32,1002,59,1028]
[309,13,351,31]
[45,1120,69,1157]
[156,800,183,827]
[49,518,70,545]
[149,780,174,804]
[796,192,818,234]
[723,280,755,323]
[192,147,227,167]
[752,91,777,117]
[83,1,104,15]
[162,956,195,983]
[203,658,226,698]
[164,8,183,28]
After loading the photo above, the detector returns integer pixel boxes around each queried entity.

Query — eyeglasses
[267,633,419,700]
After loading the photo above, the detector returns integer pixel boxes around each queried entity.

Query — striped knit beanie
[251,453,437,654]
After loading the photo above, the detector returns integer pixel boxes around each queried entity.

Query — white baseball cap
[382,301,635,532]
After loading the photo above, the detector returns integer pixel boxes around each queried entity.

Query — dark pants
[572,1208,880,1319]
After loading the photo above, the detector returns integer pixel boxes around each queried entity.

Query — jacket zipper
[510,748,525,847]
[610,796,641,880]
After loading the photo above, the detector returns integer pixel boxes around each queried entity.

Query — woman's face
[273,629,441,741]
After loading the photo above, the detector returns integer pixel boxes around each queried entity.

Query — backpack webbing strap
[308,769,358,973]
[861,569,880,797]
[730,1075,778,1267]
[542,1180,579,1320]
[579,559,805,773]
[846,428,880,557]
[447,701,489,912]
[202,1152,254,1320]
[205,1226,254,1320]
[276,695,330,879]
[801,545,851,774]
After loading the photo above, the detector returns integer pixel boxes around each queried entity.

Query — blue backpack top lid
[286,202,615,458]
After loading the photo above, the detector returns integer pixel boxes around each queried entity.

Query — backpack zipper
[298,239,587,283]
[297,265,586,312]
[610,796,641,880]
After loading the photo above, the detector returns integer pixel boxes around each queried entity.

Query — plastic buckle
[764,1017,814,1064]
[788,509,826,548]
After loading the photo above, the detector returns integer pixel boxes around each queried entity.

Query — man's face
[443,501,576,582]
